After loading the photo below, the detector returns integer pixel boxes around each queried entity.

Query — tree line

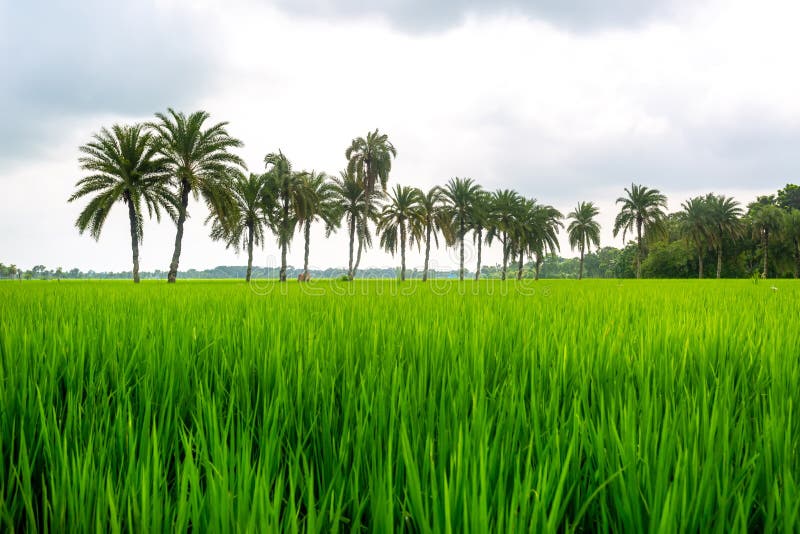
[56,109,800,282]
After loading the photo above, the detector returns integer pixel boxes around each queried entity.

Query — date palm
[263,151,312,282]
[331,171,368,280]
[377,185,424,281]
[149,109,244,283]
[410,186,453,282]
[487,189,523,281]
[69,124,176,283]
[469,190,491,281]
[207,171,269,282]
[784,209,800,279]
[705,194,743,278]
[443,177,482,281]
[679,197,711,279]
[522,201,563,280]
[749,202,783,278]
[613,183,668,279]
[346,129,396,278]
[298,171,340,280]
[567,201,601,280]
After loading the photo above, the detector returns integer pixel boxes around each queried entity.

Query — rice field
[0,279,798,532]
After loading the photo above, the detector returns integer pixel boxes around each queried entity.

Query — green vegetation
[1,279,798,531]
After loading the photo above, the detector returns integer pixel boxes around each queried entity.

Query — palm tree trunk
[423,224,431,282]
[635,219,643,279]
[126,194,140,284]
[762,231,769,278]
[579,245,584,280]
[535,255,542,281]
[794,239,800,279]
[168,181,190,283]
[698,250,704,279]
[716,246,723,279]
[303,221,311,280]
[459,218,465,281]
[516,247,524,280]
[246,223,254,283]
[501,233,508,281]
[400,223,407,281]
[348,213,355,280]
[280,241,287,282]
[474,229,482,281]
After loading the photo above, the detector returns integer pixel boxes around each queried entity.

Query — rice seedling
[0,279,798,532]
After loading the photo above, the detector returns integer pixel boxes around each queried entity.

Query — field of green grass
[1,279,798,532]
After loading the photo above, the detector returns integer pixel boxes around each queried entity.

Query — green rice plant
[0,279,798,532]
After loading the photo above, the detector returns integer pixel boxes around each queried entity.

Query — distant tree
[487,189,523,281]
[469,190,491,281]
[678,197,712,278]
[443,177,482,281]
[376,185,424,281]
[522,201,563,280]
[208,171,270,282]
[330,171,367,280]
[777,184,800,211]
[297,171,340,280]
[346,129,396,278]
[69,124,176,283]
[613,183,668,278]
[149,109,244,283]
[567,201,601,280]
[783,209,800,278]
[411,186,453,282]
[263,151,311,282]
[705,194,743,278]
[748,200,783,278]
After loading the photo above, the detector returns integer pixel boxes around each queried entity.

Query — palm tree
[297,171,340,280]
[330,171,366,280]
[522,201,563,280]
[346,129,396,278]
[613,183,668,279]
[443,177,482,281]
[207,171,269,282]
[469,190,491,281]
[69,124,176,283]
[411,186,453,282]
[149,109,244,283]
[705,194,743,278]
[567,201,601,280]
[376,185,424,281]
[679,197,711,279]
[783,209,800,279]
[487,189,523,281]
[749,202,783,278]
[263,151,311,282]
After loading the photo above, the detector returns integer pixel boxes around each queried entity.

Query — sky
[1,0,799,273]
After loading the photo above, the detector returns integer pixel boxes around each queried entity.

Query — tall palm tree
[297,171,340,280]
[522,201,563,280]
[784,209,800,279]
[613,183,668,279]
[567,201,601,280]
[487,189,523,281]
[679,197,711,279]
[69,124,176,283]
[377,185,424,281]
[263,151,311,282]
[410,186,453,282]
[443,177,482,281]
[149,109,244,283]
[346,129,396,279]
[749,203,783,278]
[331,171,367,280]
[207,171,269,282]
[705,194,743,278]
[469,190,492,281]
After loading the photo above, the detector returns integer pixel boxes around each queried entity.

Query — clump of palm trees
[71,109,784,282]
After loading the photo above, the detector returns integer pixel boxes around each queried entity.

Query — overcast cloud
[1,0,798,273]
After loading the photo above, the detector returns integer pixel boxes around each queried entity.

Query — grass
[0,278,798,532]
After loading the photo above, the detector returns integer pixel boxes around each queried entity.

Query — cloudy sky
[1,0,798,273]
